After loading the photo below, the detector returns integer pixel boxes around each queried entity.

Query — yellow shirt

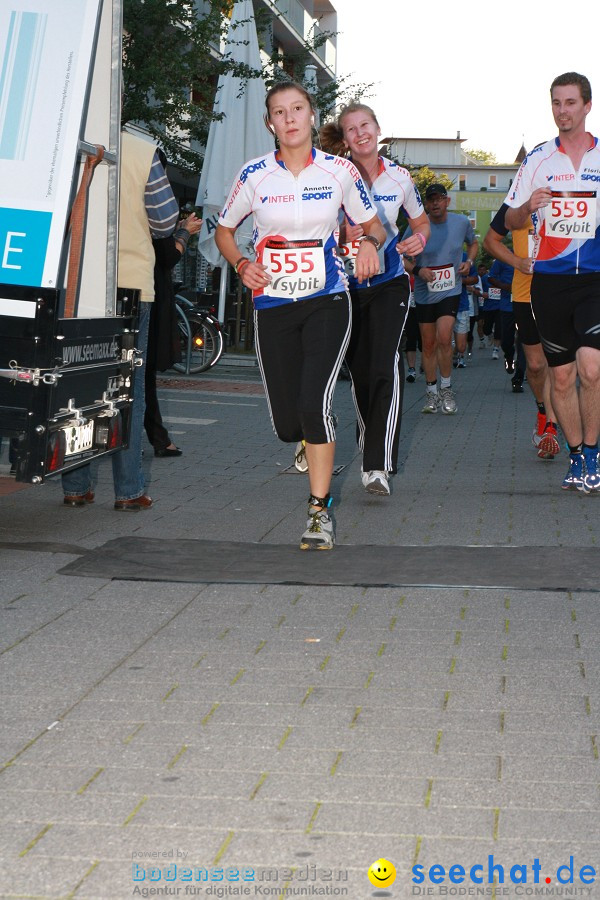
[511,217,534,304]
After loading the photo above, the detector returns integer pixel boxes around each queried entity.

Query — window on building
[489,174,497,189]
[459,174,466,191]
[469,212,477,231]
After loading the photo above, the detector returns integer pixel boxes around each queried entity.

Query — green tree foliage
[122,0,373,172]
[464,148,498,165]
[122,0,230,170]
[409,165,455,197]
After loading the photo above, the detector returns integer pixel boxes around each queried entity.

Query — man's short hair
[550,72,592,104]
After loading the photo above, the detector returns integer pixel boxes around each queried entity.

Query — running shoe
[532,412,546,447]
[512,379,524,393]
[300,508,334,550]
[440,387,457,415]
[504,358,515,374]
[361,470,390,496]
[582,447,600,494]
[406,368,416,383]
[422,392,440,414]
[537,424,560,460]
[479,339,485,349]
[492,348,499,359]
[561,453,584,491]
[294,439,308,473]
[457,356,466,368]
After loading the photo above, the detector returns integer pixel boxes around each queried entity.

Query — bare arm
[459,240,478,276]
[215,224,271,292]
[396,211,430,257]
[352,214,387,284]
[483,227,532,275]
[505,188,552,231]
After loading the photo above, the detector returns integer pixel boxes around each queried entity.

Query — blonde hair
[319,102,380,157]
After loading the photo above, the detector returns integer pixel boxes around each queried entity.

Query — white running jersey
[340,157,423,290]
[505,136,600,275]
[219,148,376,308]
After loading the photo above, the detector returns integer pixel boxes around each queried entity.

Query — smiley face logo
[368,858,396,887]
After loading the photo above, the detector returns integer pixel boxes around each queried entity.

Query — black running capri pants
[254,291,351,444]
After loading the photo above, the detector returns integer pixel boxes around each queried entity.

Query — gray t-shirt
[405,213,475,305]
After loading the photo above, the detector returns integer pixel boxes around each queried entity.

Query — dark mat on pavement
[58,537,599,591]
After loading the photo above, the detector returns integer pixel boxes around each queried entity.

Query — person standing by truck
[62,130,179,510]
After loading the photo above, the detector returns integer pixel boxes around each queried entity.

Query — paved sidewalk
[1,348,599,900]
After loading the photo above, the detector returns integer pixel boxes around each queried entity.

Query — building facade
[380,135,522,239]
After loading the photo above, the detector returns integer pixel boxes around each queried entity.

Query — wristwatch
[361,234,382,251]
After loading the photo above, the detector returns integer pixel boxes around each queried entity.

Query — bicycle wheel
[182,314,221,374]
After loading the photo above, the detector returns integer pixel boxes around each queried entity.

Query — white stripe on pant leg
[383,298,410,471]
[254,309,279,438]
[322,292,352,443]
[350,374,366,453]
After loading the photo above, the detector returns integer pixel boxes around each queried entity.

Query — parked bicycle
[173,292,224,374]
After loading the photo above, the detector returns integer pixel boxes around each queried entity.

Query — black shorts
[513,301,540,346]
[531,272,600,367]
[482,309,501,339]
[415,294,459,324]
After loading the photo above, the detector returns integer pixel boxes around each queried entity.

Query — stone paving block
[440,730,595,757]
[91,768,259,801]
[0,856,98,899]
[502,754,600,782]
[339,750,499,781]
[432,777,600,811]
[0,789,142,827]
[255,772,430,806]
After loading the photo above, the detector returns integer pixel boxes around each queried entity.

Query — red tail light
[107,412,122,450]
[46,431,66,472]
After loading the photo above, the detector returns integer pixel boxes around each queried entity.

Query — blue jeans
[62,301,150,502]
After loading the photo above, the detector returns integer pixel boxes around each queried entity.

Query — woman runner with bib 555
[215,82,386,550]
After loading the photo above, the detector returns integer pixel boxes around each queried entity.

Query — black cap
[425,183,448,199]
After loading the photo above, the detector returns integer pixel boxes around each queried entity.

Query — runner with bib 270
[404,184,478,416]
[215,81,386,550]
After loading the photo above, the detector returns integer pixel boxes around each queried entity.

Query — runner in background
[404,184,478,415]
[484,204,560,458]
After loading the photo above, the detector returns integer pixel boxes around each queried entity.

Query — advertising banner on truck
[0,0,101,294]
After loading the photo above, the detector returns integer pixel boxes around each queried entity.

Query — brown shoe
[63,491,95,507]
[114,494,153,511]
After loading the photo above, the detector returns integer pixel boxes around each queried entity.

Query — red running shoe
[537,424,560,460]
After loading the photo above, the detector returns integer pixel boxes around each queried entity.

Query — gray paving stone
[3,361,600,898]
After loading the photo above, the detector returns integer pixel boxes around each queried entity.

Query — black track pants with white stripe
[254,292,351,444]
[345,274,410,475]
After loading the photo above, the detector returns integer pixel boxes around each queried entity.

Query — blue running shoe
[561,453,584,491]
[582,447,600,494]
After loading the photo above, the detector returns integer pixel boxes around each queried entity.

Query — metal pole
[217,262,228,326]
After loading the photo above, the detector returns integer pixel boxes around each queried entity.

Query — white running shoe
[492,348,499,359]
[300,508,334,550]
[361,470,390,495]
[440,387,457,414]
[294,440,308,473]
[422,392,441,414]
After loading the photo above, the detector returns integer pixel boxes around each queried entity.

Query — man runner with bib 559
[505,72,600,494]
